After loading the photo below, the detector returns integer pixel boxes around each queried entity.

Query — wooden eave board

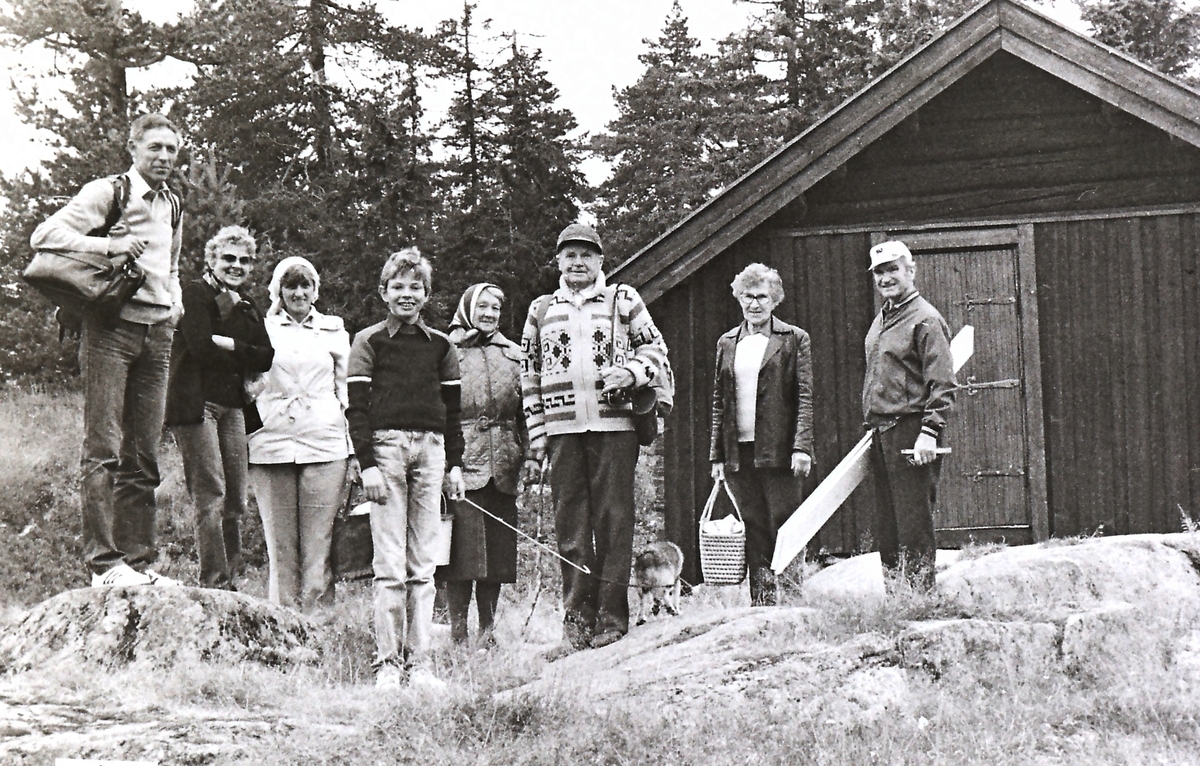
[609,0,1200,305]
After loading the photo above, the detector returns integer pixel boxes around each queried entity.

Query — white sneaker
[145,570,181,586]
[407,667,448,692]
[92,564,153,587]
[375,664,405,690]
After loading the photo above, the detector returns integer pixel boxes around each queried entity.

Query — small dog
[631,541,684,626]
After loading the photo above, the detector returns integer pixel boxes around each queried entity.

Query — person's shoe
[375,664,405,690]
[407,667,448,692]
[145,570,181,586]
[590,630,624,649]
[91,563,152,587]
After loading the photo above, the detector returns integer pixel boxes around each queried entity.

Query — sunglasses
[218,253,257,266]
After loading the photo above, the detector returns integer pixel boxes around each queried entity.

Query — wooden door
[873,227,1049,545]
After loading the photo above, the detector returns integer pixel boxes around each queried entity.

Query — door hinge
[961,376,1020,396]
[965,468,1026,481]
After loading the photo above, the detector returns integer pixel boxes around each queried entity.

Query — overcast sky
[1,0,1085,181]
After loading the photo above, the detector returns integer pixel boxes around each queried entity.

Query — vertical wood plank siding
[1035,214,1200,537]
[655,50,1200,560]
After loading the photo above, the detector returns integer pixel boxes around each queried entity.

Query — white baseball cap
[868,240,912,271]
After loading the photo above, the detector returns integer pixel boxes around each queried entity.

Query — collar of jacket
[385,313,432,339]
[723,315,790,341]
[554,271,608,307]
[126,165,171,201]
[883,290,921,314]
[268,304,341,331]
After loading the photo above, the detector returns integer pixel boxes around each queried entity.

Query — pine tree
[434,13,584,330]
[1077,0,1200,80]
[591,2,724,261]
[0,0,188,382]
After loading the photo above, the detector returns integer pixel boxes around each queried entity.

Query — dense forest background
[1,0,1197,383]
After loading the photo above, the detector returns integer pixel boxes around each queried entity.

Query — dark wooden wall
[1036,213,1200,536]
[658,211,1200,577]
[653,49,1200,578]
[771,52,1200,229]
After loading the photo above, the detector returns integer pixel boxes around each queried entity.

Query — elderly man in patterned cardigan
[521,222,671,655]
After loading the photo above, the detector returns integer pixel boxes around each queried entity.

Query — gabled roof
[609,0,1200,303]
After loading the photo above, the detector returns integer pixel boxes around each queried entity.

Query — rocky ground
[1,533,1199,763]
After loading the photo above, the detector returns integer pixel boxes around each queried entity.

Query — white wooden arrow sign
[771,325,975,573]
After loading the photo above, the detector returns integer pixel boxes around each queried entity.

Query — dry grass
[3,390,1200,764]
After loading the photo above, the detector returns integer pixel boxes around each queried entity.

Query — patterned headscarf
[450,282,504,345]
[267,256,321,317]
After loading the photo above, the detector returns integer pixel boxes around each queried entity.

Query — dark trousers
[725,442,803,605]
[870,415,941,592]
[548,430,639,643]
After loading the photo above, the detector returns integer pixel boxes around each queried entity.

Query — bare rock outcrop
[506,533,1200,718]
[0,586,317,672]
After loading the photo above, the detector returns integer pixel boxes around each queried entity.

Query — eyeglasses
[218,253,256,266]
[738,293,773,306]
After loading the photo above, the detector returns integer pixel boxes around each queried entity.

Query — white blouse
[248,307,352,465]
[734,333,769,443]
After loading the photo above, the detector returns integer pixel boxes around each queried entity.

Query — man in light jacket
[31,113,184,587]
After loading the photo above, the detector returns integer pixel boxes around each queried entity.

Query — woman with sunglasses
[247,257,353,612]
[166,225,274,589]
[709,263,813,605]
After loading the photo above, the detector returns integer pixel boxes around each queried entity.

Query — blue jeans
[79,315,173,575]
[174,402,248,587]
[370,430,445,667]
[250,459,347,611]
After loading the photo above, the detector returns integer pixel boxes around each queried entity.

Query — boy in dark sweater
[347,248,465,689]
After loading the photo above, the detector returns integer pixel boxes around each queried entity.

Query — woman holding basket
[437,283,528,647]
[709,263,813,606]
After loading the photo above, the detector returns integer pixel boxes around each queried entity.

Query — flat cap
[557,223,603,253]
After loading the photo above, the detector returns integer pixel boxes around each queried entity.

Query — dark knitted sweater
[346,315,464,469]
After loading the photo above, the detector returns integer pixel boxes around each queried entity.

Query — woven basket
[698,479,746,585]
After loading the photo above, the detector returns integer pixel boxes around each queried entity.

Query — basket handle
[699,478,742,525]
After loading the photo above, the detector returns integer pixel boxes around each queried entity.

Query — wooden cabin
[610,0,1200,582]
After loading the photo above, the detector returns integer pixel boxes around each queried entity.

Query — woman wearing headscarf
[248,256,353,612]
[710,263,814,606]
[438,283,527,646]
[167,225,274,589]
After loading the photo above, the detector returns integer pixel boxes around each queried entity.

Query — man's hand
[791,451,812,477]
[107,236,147,258]
[711,462,725,482]
[361,466,387,503]
[211,334,235,351]
[346,456,361,485]
[520,457,543,486]
[599,365,636,396]
[445,466,466,501]
[911,432,938,466]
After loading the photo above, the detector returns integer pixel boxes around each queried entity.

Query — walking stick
[522,473,549,635]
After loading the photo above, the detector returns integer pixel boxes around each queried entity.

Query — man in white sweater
[521,223,671,653]
[31,113,184,587]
